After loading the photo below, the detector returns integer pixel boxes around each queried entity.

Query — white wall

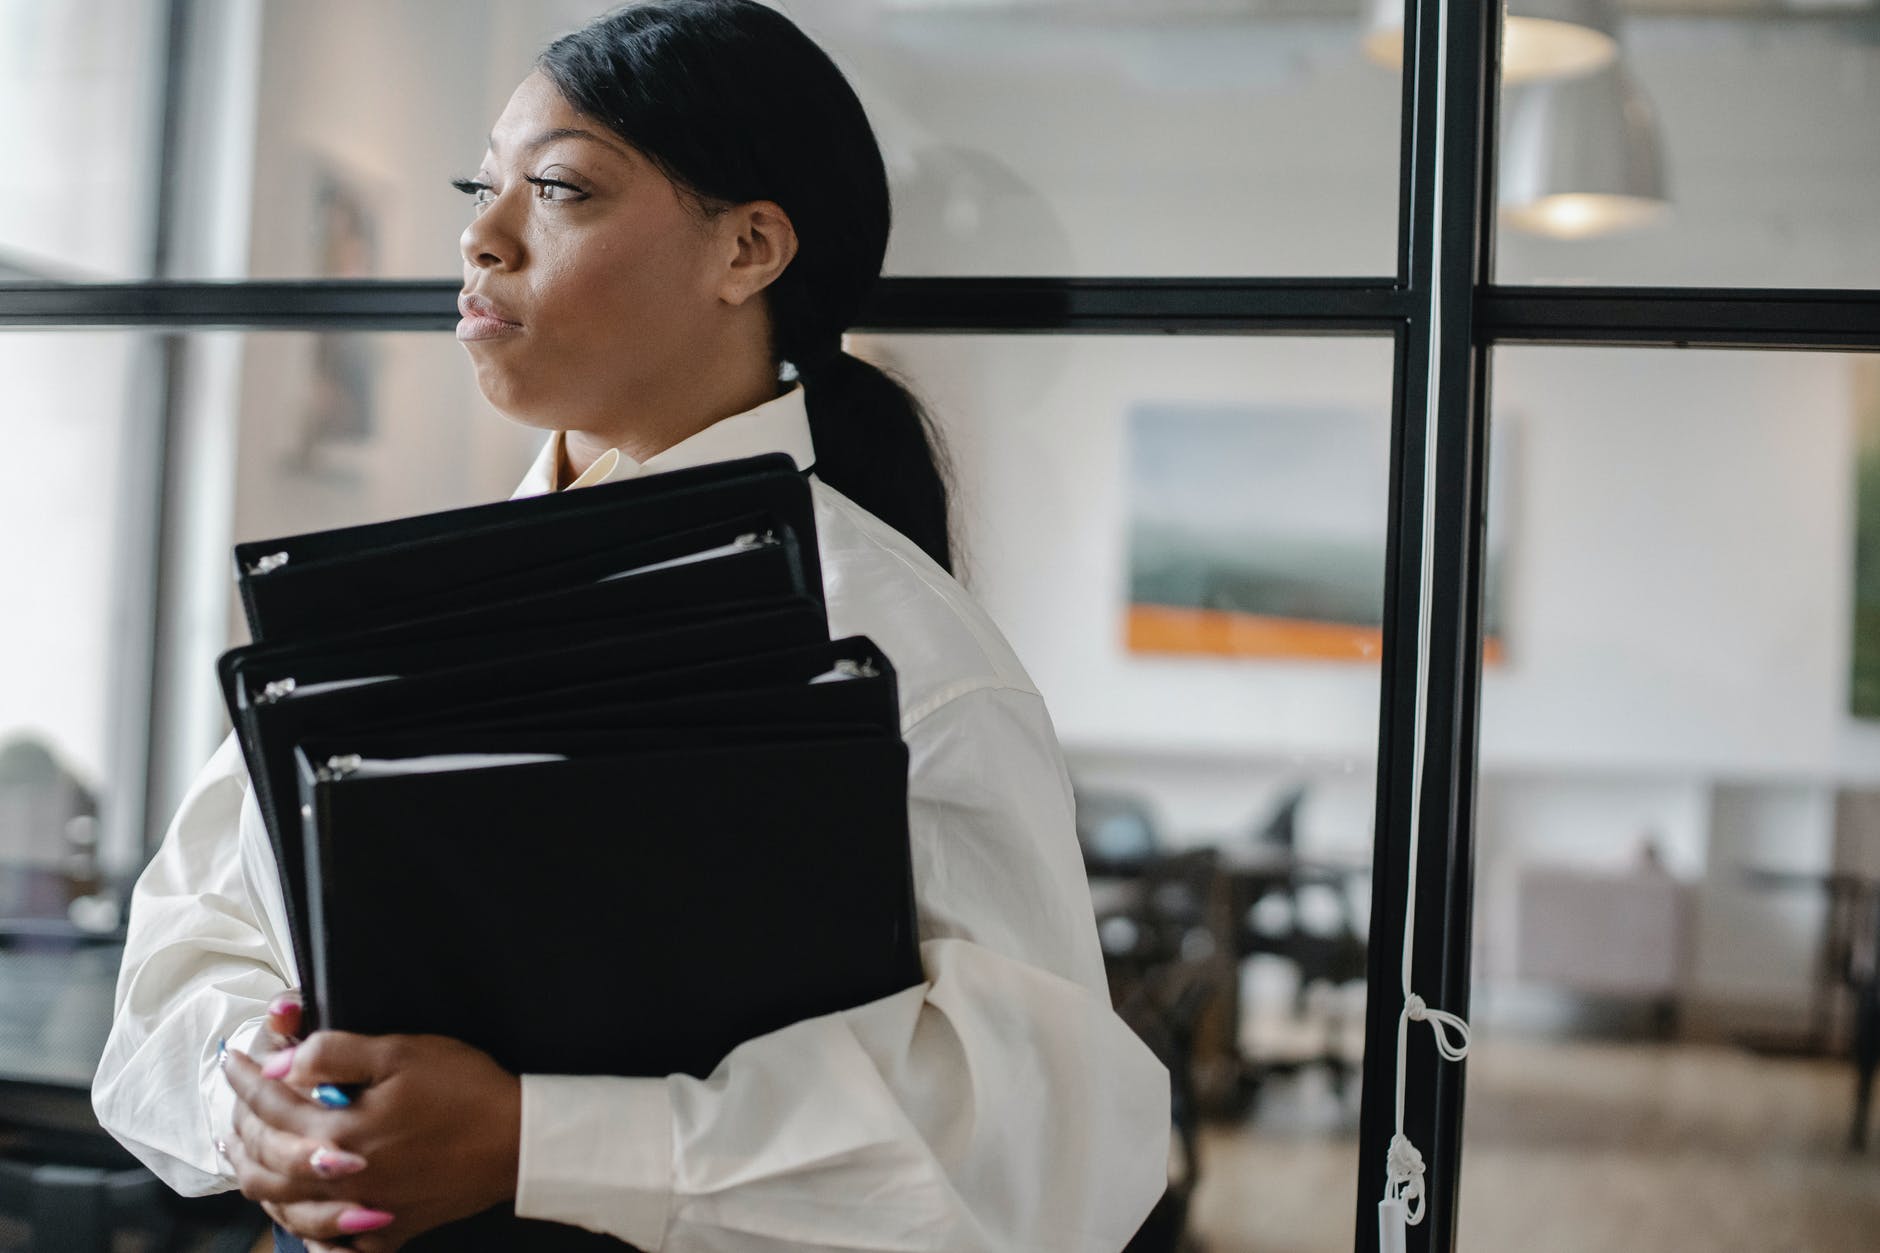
[1481,347,1864,782]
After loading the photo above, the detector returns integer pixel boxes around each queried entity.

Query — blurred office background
[3,1,1880,1250]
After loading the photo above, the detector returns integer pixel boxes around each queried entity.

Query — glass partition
[1459,346,1880,1250]
[859,331,1402,1249]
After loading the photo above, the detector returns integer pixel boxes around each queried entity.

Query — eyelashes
[449,176,589,209]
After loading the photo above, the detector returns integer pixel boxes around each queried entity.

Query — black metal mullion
[1356,1,1497,1250]
[1354,0,1440,1234]
[0,280,460,329]
[1417,0,1505,1245]
[1478,285,1880,351]
[1356,320,1423,1253]
[0,276,1416,334]
[8,277,1880,350]
[867,277,1412,333]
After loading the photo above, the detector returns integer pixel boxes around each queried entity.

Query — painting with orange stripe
[1853,359,1880,719]
[1125,402,1510,665]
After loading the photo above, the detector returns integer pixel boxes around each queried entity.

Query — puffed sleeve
[514,684,1172,1252]
[91,729,298,1196]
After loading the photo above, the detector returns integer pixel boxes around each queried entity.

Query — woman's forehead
[484,72,627,164]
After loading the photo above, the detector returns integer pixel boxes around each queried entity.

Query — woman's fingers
[224,1046,329,1138]
[230,1103,365,1197]
[225,1120,315,1204]
[265,1189,396,1241]
[278,1029,398,1089]
[262,1196,398,1244]
[244,990,305,1067]
[266,991,303,1040]
[341,1231,405,1253]
[236,1107,366,1186]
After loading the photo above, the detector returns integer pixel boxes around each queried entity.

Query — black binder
[215,453,923,1250]
[223,602,831,999]
[292,725,917,1253]
[233,452,821,642]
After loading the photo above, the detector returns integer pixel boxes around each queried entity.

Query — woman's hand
[221,990,371,1242]
[223,1029,522,1253]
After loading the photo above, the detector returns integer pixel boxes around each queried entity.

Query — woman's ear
[716,200,798,307]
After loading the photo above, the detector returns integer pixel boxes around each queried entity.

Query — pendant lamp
[1362,0,1620,85]
[1499,61,1670,239]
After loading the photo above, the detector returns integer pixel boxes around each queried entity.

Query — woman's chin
[467,371,557,433]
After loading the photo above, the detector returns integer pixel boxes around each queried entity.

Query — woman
[92,2,1170,1250]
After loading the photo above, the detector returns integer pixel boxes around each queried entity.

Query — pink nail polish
[261,1046,295,1080]
[337,1208,396,1234]
[309,1146,367,1177]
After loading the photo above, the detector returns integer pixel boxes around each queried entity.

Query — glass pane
[0,326,538,1105]
[139,0,1401,281]
[1493,9,1880,288]
[198,327,548,755]
[33,326,1397,1246]
[0,331,149,1089]
[855,332,1396,1249]
[0,333,145,892]
[1461,347,1880,1250]
[0,0,167,282]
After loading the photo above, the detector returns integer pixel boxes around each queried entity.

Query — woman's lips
[457,291,523,340]
[457,314,524,341]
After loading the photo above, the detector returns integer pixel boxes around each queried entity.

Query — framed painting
[1125,402,1511,664]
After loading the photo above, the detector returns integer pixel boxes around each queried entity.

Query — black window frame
[3,2,1877,1249]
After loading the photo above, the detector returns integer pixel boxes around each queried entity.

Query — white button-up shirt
[93,380,1170,1251]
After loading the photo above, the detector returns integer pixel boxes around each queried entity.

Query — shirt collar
[509,381,815,500]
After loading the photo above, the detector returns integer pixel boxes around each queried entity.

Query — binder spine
[295,753,356,1036]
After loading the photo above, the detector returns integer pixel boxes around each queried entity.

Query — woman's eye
[448,176,586,211]
[526,177,586,203]
[450,178,497,211]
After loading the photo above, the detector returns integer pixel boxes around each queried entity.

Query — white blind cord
[1379,2,1472,1249]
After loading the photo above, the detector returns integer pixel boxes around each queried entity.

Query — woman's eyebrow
[486,127,630,163]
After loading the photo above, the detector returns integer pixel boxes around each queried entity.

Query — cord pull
[1378,1196,1409,1253]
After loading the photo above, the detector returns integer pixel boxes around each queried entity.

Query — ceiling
[874,0,1876,17]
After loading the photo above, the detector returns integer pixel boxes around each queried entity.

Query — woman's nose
[461,200,522,271]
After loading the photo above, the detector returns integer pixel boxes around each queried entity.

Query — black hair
[537,0,954,574]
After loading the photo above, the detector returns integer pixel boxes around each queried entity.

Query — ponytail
[798,351,953,576]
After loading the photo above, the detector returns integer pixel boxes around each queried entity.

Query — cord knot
[1402,992,1472,1062]
[1384,1132,1428,1226]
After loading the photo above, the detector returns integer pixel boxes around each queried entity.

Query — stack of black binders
[216,453,921,1251]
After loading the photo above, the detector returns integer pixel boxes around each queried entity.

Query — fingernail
[337,1208,396,1234]
[312,1083,353,1108]
[268,992,301,1018]
[216,1038,228,1070]
[261,1046,295,1080]
[308,1146,367,1177]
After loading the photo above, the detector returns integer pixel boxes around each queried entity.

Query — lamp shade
[1362,0,1620,86]
[1499,62,1670,240]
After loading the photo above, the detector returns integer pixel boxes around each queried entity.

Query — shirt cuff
[515,1074,674,1250]
[205,1016,266,1177]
